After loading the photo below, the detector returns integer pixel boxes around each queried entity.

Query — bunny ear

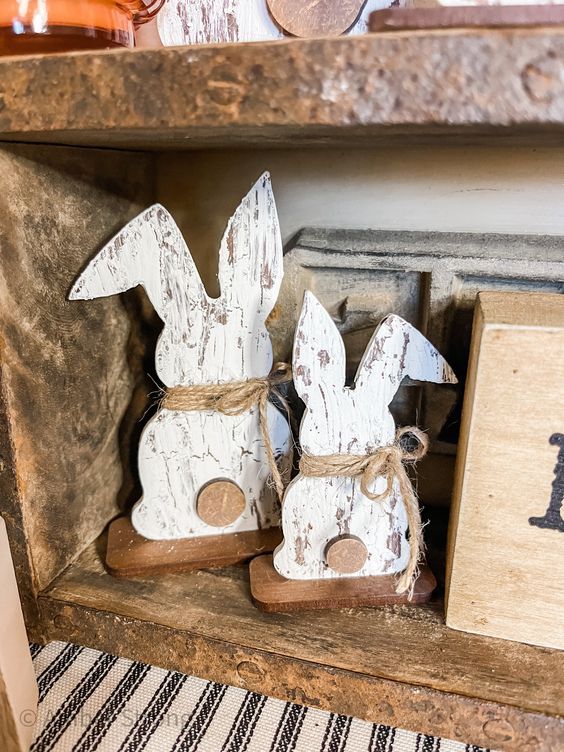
[293,292,346,404]
[217,172,283,319]
[69,204,207,320]
[355,315,457,400]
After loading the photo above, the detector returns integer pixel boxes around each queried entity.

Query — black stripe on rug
[37,644,83,703]
[172,681,228,752]
[222,691,267,752]
[370,723,395,752]
[119,670,188,752]
[271,702,308,752]
[31,653,118,752]
[72,660,150,752]
[30,644,45,659]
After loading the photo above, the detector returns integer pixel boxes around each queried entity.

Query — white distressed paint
[157,0,395,45]
[70,173,292,541]
[158,0,283,45]
[273,291,456,580]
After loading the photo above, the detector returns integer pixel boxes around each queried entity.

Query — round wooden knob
[197,480,246,527]
[267,0,366,38]
[325,535,368,575]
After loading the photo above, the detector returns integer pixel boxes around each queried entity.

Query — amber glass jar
[0,0,164,55]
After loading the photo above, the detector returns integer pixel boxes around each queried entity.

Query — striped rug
[29,642,491,752]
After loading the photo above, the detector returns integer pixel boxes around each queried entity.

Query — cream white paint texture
[70,173,292,541]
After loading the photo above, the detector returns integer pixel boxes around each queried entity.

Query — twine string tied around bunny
[299,426,429,597]
[161,363,293,502]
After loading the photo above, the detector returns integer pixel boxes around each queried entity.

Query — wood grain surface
[250,554,435,612]
[39,535,564,750]
[106,516,282,576]
[446,292,564,650]
[0,144,150,630]
[325,536,368,574]
[369,5,564,31]
[267,0,367,37]
[196,481,246,527]
[4,33,564,149]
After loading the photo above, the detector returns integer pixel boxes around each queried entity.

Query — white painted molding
[71,173,292,540]
[274,291,456,580]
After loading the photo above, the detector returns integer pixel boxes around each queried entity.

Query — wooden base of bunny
[249,554,436,613]
[106,517,282,578]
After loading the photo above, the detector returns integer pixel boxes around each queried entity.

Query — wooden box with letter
[446,291,564,649]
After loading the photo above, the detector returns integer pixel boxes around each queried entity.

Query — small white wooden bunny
[273,292,456,585]
[70,173,292,541]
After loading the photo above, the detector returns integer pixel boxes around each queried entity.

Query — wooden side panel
[446,291,564,649]
[0,145,152,629]
[0,518,37,752]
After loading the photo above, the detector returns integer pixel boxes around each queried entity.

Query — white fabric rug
[29,642,490,752]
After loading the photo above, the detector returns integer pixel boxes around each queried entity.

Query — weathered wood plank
[3,32,564,148]
[0,145,151,631]
[38,535,564,750]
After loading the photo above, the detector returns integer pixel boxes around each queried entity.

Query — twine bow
[299,426,429,597]
[161,363,293,502]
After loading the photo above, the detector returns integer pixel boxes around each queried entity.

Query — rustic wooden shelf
[2,29,564,149]
[1,29,563,752]
[37,531,563,752]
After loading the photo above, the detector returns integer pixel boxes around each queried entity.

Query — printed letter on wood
[446,291,564,650]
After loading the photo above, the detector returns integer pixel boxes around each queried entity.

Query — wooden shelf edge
[2,30,564,148]
[37,589,562,752]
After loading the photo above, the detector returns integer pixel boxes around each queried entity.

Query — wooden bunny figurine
[250,291,456,612]
[70,174,293,574]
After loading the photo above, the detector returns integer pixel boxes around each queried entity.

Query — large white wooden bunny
[273,291,456,590]
[70,173,292,541]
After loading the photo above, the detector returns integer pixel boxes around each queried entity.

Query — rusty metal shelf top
[1,29,564,149]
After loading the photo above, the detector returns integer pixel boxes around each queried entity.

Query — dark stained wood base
[106,517,282,577]
[369,5,564,32]
[249,555,436,613]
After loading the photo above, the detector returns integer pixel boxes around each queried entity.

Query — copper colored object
[196,480,247,528]
[267,0,366,37]
[0,0,164,55]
